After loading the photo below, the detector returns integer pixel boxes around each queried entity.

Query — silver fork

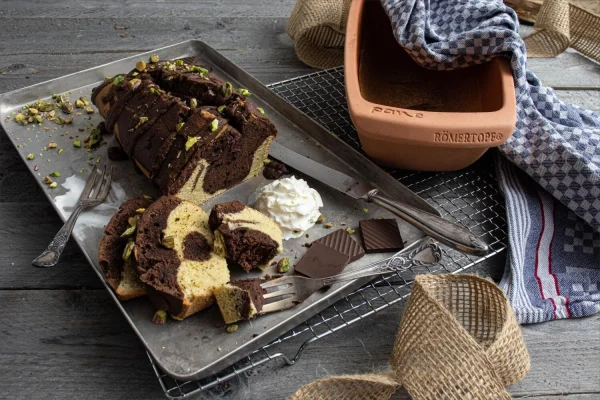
[32,166,113,268]
[260,238,442,313]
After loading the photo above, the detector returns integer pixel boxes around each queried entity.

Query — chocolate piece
[294,242,350,279]
[315,229,365,262]
[359,219,404,253]
[263,160,289,179]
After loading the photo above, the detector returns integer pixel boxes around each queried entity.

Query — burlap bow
[289,274,531,400]
[287,0,600,69]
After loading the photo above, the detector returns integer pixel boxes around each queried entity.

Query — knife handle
[365,189,490,256]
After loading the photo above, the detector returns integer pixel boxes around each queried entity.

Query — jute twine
[289,274,530,400]
[286,0,600,69]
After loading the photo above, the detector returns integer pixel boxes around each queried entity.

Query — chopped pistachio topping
[128,78,142,90]
[49,182,58,189]
[226,324,239,333]
[143,194,153,200]
[58,148,63,154]
[175,59,184,66]
[190,98,198,108]
[221,82,233,97]
[48,141,57,148]
[257,107,265,115]
[185,136,199,151]
[75,99,85,108]
[324,223,333,229]
[135,60,146,72]
[210,118,219,132]
[113,75,124,85]
[263,159,271,165]
[34,115,43,123]
[121,225,136,238]
[161,235,175,249]
[86,107,94,114]
[149,54,160,63]
[60,102,73,114]
[131,71,139,77]
[43,176,53,184]
[128,216,138,227]
[277,257,291,273]
[316,215,325,224]
[122,240,135,261]
[149,87,160,96]
[216,105,226,115]
[361,208,368,213]
[345,227,356,235]
[15,113,24,123]
[166,63,177,71]
[176,122,185,132]
[26,153,35,160]
[50,171,61,177]
[73,139,81,148]
[28,108,38,115]
[136,208,146,214]
[237,88,251,97]
[152,310,167,325]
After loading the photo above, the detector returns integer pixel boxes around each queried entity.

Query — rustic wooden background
[1,1,599,399]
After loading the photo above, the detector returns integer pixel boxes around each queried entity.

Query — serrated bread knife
[269,141,489,256]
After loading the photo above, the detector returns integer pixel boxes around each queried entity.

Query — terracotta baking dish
[344,0,516,171]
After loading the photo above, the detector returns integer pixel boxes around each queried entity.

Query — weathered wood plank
[1,290,598,399]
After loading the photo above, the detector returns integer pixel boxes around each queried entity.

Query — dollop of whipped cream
[255,176,323,240]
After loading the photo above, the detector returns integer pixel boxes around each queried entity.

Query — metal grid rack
[149,67,509,399]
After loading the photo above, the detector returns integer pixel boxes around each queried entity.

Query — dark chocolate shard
[315,229,365,263]
[359,219,404,254]
[294,242,350,279]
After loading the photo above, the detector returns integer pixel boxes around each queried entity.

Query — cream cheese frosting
[255,176,323,240]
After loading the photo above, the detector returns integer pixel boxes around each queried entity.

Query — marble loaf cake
[92,57,277,205]
[135,195,230,319]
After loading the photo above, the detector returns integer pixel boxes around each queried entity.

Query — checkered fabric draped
[381,0,600,323]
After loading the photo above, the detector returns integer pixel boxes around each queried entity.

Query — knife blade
[269,141,373,199]
[268,141,490,256]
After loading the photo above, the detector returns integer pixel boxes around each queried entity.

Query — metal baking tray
[0,40,438,381]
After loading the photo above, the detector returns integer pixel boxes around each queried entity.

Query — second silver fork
[32,166,113,268]
[260,238,442,313]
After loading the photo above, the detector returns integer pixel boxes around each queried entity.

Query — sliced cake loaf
[214,278,265,324]
[91,58,276,205]
[135,195,230,319]
[98,198,151,300]
[209,201,283,272]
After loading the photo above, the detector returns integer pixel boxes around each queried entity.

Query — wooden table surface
[1,1,599,399]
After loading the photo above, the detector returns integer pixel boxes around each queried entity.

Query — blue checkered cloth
[380,0,600,323]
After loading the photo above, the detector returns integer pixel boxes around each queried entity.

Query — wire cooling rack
[149,66,509,399]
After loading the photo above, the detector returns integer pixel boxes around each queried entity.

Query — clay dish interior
[344,0,517,171]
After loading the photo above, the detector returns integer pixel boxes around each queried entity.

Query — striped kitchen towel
[380,0,600,323]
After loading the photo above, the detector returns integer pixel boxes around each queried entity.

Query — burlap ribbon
[286,0,600,69]
[289,274,531,400]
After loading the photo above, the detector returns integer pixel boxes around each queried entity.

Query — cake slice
[135,196,230,319]
[214,278,265,324]
[209,201,282,271]
[98,198,151,300]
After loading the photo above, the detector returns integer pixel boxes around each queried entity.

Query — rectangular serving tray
[0,40,438,381]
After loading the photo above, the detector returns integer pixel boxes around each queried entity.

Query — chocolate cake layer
[135,196,184,299]
[208,200,246,230]
[155,107,229,195]
[359,219,404,253]
[215,225,279,272]
[132,102,189,176]
[231,278,265,313]
[183,231,212,261]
